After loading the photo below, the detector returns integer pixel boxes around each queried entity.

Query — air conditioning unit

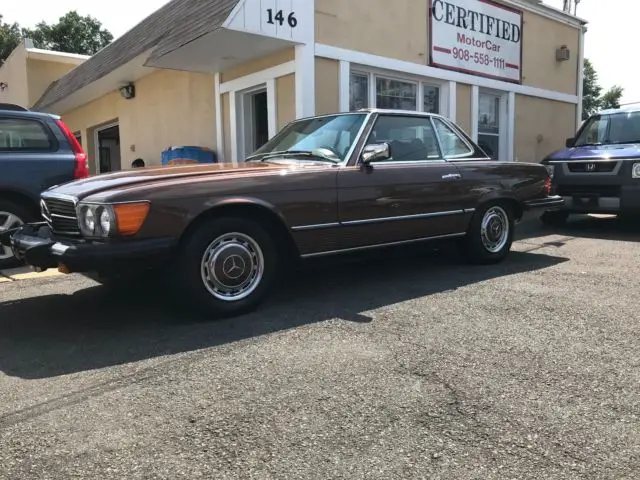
[556,46,570,62]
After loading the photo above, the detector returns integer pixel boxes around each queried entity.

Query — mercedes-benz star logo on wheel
[222,255,246,279]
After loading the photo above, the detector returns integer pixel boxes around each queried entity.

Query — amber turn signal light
[114,202,150,236]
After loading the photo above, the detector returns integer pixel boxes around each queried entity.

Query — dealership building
[0,0,586,173]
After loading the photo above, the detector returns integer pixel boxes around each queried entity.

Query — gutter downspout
[576,25,586,129]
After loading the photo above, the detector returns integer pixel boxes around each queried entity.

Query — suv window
[0,118,53,151]
[575,110,640,146]
[368,115,441,162]
[432,117,474,158]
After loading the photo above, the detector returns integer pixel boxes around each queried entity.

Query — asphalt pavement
[0,216,639,479]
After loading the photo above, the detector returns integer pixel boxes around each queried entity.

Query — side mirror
[361,143,391,164]
[565,137,575,148]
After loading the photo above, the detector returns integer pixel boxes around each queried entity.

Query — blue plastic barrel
[161,146,218,166]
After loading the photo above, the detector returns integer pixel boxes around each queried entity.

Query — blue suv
[0,103,89,268]
[540,106,640,225]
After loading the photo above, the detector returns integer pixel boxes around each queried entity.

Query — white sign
[224,0,313,44]
[429,0,523,83]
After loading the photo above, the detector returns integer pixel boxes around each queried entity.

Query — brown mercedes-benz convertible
[1,109,562,317]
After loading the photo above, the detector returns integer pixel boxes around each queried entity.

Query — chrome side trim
[291,222,340,232]
[464,208,476,214]
[300,232,466,258]
[341,209,463,226]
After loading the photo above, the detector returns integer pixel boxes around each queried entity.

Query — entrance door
[240,87,269,159]
[96,124,121,173]
[477,91,506,161]
[337,113,468,250]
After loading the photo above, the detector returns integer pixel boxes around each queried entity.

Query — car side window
[432,117,474,158]
[0,118,53,151]
[367,115,441,162]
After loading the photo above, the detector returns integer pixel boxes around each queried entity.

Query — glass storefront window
[376,77,417,111]
[478,93,501,160]
[423,85,440,114]
[349,73,369,111]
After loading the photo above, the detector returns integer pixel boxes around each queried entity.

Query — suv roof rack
[0,103,29,112]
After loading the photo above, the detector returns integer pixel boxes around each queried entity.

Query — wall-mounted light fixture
[119,83,136,99]
[556,45,570,62]
[0,82,8,92]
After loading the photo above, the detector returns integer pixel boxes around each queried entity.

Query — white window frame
[93,122,119,173]
[236,84,270,161]
[348,65,451,117]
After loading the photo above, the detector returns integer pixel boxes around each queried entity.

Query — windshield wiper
[246,150,340,163]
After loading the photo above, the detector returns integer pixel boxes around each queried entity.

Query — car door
[336,113,468,250]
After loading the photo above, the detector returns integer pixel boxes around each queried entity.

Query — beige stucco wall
[62,69,215,172]
[315,58,339,115]
[514,94,576,163]
[316,0,428,64]
[276,74,296,130]
[220,48,295,83]
[0,46,28,107]
[456,84,472,136]
[521,11,579,95]
[26,59,78,108]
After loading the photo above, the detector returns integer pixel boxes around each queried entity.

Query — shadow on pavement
[518,214,640,243]
[0,245,568,379]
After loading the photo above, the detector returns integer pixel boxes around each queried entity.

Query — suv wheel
[462,202,514,265]
[0,200,32,269]
[176,217,278,318]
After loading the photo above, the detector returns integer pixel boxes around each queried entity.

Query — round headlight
[99,208,112,235]
[632,163,640,179]
[84,207,96,232]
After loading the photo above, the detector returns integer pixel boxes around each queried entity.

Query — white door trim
[315,44,580,105]
[93,121,119,173]
[471,86,479,142]
[214,73,224,162]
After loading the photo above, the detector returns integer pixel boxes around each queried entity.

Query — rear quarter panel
[451,160,549,211]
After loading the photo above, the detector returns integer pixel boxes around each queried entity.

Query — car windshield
[246,113,367,163]
[574,110,640,146]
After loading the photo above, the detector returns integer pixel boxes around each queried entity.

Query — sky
[1,0,635,104]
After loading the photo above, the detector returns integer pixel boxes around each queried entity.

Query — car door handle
[442,173,462,180]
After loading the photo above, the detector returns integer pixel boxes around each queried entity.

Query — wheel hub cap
[480,207,509,253]
[201,233,264,302]
[0,211,23,261]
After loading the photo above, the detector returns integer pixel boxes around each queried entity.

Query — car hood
[44,161,323,200]
[545,143,640,161]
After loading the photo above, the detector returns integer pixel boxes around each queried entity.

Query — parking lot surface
[0,217,639,479]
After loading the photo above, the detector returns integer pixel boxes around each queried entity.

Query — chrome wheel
[200,232,265,302]
[0,211,23,261]
[480,206,509,254]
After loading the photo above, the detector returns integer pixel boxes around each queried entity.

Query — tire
[174,217,279,318]
[462,202,515,265]
[540,210,569,227]
[0,200,35,269]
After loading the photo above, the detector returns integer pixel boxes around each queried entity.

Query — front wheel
[462,203,514,265]
[0,200,33,269]
[175,217,278,318]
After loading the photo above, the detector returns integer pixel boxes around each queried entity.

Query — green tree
[24,11,113,55]
[582,58,602,120]
[582,59,626,119]
[600,85,624,110]
[0,15,22,64]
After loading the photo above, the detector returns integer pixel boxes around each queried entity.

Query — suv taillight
[55,119,89,179]
[544,175,552,196]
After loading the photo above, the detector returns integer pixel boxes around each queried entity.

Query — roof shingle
[33,0,239,111]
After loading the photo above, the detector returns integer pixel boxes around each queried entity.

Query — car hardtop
[544,105,640,163]
[0,103,60,121]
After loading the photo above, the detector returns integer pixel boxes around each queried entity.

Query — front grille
[556,184,621,197]
[567,161,618,173]
[42,197,80,235]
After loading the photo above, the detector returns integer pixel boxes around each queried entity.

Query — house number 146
[266,9,298,28]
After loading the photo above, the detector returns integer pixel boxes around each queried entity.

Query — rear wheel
[175,217,278,318]
[0,200,34,269]
[540,210,569,227]
[462,202,514,265]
